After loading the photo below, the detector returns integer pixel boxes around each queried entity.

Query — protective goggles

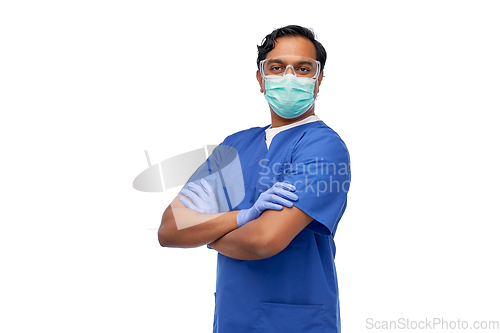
[259,55,321,80]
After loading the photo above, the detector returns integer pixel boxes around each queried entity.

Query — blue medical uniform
[188,121,351,333]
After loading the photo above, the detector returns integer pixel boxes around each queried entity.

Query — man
[158,25,351,333]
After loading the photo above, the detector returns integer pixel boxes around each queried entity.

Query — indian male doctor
[158,25,351,333]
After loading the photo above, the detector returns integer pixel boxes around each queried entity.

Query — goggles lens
[260,55,320,79]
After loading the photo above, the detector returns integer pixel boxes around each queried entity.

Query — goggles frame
[259,55,321,80]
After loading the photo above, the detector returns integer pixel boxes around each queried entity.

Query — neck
[270,106,316,128]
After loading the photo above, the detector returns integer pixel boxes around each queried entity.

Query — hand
[179,179,219,214]
[237,182,298,227]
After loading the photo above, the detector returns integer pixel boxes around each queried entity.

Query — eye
[297,67,310,72]
[270,66,283,71]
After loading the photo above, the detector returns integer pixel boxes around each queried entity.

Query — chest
[233,129,303,209]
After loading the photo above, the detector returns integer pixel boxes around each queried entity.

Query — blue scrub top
[187,121,350,333]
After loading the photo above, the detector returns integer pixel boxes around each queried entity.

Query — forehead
[266,36,317,60]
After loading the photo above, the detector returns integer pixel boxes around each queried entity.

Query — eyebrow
[267,59,314,66]
[267,59,284,65]
[297,60,314,66]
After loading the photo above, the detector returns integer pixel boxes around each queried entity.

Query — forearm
[208,220,267,261]
[158,202,239,248]
[208,206,312,261]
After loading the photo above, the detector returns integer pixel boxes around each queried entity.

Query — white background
[1,1,499,332]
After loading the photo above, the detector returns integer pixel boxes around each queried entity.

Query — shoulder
[294,121,350,160]
[222,125,268,148]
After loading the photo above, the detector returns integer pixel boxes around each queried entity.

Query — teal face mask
[264,74,316,119]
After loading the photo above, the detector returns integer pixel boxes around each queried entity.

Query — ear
[315,71,324,97]
[256,70,264,93]
[318,71,324,86]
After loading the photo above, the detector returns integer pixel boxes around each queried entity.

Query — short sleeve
[180,140,246,213]
[282,128,351,236]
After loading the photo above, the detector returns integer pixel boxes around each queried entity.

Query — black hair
[257,25,327,72]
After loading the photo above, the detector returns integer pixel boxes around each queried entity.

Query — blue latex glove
[179,179,219,214]
[180,179,219,250]
[237,182,298,227]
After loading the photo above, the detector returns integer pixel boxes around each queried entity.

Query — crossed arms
[158,193,313,260]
